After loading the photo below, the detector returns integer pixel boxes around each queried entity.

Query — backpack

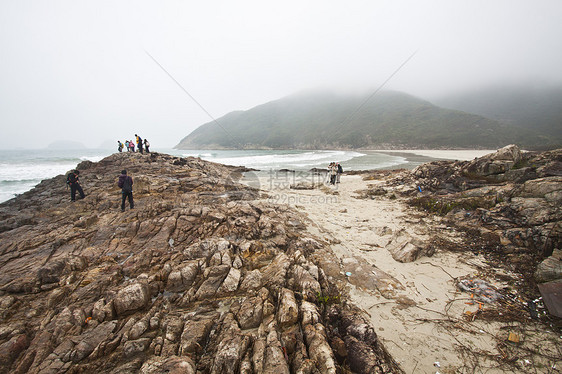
[67,172,76,185]
[122,177,132,193]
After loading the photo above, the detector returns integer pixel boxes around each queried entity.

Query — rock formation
[376,145,561,312]
[0,152,400,373]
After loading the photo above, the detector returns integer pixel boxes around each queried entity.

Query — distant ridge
[175,90,548,150]
[435,84,562,149]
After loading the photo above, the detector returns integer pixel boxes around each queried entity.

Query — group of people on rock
[66,168,135,212]
[68,134,144,208]
[328,162,343,185]
[118,134,150,153]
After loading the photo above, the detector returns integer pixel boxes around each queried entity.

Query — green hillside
[436,84,562,149]
[175,90,536,150]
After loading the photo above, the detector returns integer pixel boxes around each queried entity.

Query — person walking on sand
[144,138,150,153]
[118,169,134,212]
[66,169,85,202]
[329,162,337,185]
[336,163,343,183]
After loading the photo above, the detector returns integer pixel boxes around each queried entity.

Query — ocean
[0,147,478,204]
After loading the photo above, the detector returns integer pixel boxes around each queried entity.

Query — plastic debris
[457,279,501,303]
[345,272,352,277]
[433,361,441,367]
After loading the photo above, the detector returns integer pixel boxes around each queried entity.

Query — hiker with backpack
[144,139,150,153]
[118,141,124,152]
[67,170,85,202]
[118,169,134,212]
[136,134,143,154]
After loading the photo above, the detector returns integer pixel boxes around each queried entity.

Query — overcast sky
[1,1,561,149]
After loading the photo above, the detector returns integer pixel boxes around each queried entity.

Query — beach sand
[373,149,498,162]
[246,166,560,373]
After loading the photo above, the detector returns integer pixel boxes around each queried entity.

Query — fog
[1,1,561,149]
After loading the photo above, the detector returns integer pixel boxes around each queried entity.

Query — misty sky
[1,1,561,149]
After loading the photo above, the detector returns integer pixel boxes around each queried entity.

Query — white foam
[80,155,104,162]
[208,150,366,169]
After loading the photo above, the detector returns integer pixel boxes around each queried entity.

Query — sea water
[0,149,112,203]
[0,148,414,204]
[172,149,408,171]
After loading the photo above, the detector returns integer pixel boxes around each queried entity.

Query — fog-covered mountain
[176,90,554,150]
[435,84,562,149]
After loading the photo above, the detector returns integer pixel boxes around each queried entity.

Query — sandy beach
[372,149,499,162]
[248,162,560,373]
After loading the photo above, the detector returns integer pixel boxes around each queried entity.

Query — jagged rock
[0,334,28,368]
[303,324,337,374]
[300,301,321,327]
[535,249,562,283]
[161,316,184,356]
[114,283,151,316]
[239,269,263,291]
[0,152,401,373]
[179,315,216,355]
[128,318,149,340]
[277,288,298,327]
[69,320,117,363]
[465,144,522,176]
[386,229,434,263]
[344,335,381,373]
[140,355,196,374]
[263,329,290,373]
[235,293,266,330]
[217,267,241,295]
[194,265,230,300]
[210,314,252,374]
[290,265,321,301]
[124,338,152,357]
[166,261,200,292]
[515,176,562,199]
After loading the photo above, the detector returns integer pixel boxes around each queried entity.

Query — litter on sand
[457,278,502,303]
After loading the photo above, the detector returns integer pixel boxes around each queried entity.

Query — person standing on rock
[118,140,124,152]
[118,169,134,212]
[67,170,85,202]
[144,138,150,153]
[135,134,143,154]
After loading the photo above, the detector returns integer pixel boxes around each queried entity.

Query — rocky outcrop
[535,249,562,283]
[381,145,561,306]
[385,229,435,263]
[0,152,401,373]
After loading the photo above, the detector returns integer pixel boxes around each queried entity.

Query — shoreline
[370,149,498,162]
[248,147,561,373]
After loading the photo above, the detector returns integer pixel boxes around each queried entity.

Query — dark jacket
[118,175,133,191]
[67,172,79,185]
